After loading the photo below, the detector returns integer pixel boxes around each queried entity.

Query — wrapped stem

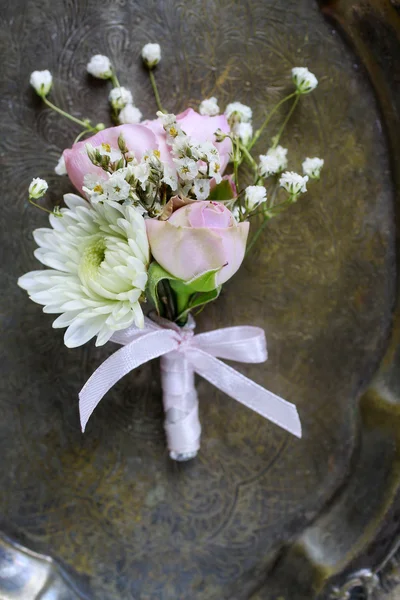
[151,312,201,461]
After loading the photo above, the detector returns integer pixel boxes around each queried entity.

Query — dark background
[0,1,400,598]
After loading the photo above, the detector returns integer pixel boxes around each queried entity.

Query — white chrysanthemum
[234,122,253,145]
[292,67,318,94]
[109,87,133,110]
[225,101,252,123]
[279,171,309,195]
[259,145,288,177]
[118,104,143,124]
[245,185,267,210]
[30,70,52,96]
[302,156,324,179]
[29,178,48,198]
[199,97,219,116]
[55,154,67,176]
[141,43,161,68]
[87,55,112,79]
[18,194,149,348]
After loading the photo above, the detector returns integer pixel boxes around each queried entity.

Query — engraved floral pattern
[0,0,395,598]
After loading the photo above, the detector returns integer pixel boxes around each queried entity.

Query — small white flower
[208,160,222,184]
[232,204,245,222]
[30,70,52,96]
[102,172,131,202]
[141,43,161,68]
[193,178,211,201]
[259,155,280,178]
[143,149,163,170]
[162,164,178,191]
[302,156,324,179]
[234,122,253,145]
[199,96,220,116]
[82,175,106,204]
[172,135,196,159]
[292,67,318,94]
[225,101,252,123]
[166,123,184,145]
[118,104,143,124]
[29,178,48,199]
[131,161,151,189]
[279,171,309,196]
[109,87,133,110]
[245,185,267,210]
[174,157,199,181]
[156,111,176,127]
[83,174,102,189]
[89,142,122,163]
[18,194,149,347]
[156,112,183,144]
[55,154,67,176]
[259,145,288,177]
[196,141,220,162]
[86,54,112,79]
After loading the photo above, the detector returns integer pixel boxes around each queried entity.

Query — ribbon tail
[187,348,302,438]
[79,330,177,432]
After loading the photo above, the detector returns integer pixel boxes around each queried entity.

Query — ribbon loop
[193,326,267,363]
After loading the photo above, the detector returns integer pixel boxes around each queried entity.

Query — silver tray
[1,0,400,598]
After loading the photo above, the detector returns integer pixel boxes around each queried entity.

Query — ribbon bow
[79,316,302,449]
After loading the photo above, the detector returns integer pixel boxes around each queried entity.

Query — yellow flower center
[101,143,111,153]
[79,237,107,286]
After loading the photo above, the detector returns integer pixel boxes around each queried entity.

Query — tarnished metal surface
[0,0,399,598]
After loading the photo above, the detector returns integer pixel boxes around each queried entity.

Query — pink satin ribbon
[79,316,302,458]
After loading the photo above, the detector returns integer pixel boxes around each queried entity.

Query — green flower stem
[239,142,258,175]
[245,188,295,256]
[28,197,55,216]
[159,280,176,322]
[267,180,279,209]
[73,128,94,144]
[248,91,297,150]
[170,280,192,323]
[110,69,121,89]
[245,215,271,256]
[149,69,166,113]
[272,93,300,148]
[41,96,97,132]
[234,137,240,189]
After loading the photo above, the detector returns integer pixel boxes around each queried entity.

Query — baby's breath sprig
[27,178,62,217]
[141,43,165,113]
[222,65,321,258]
[30,70,104,137]
[86,55,142,125]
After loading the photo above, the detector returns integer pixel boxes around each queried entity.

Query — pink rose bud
[146,201,249,287]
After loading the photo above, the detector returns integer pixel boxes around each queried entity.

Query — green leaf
[208,179,235,201]
[146,262,222,320]
[146,261,177,314]
[180,267,221,293]
[176,287,221,322]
